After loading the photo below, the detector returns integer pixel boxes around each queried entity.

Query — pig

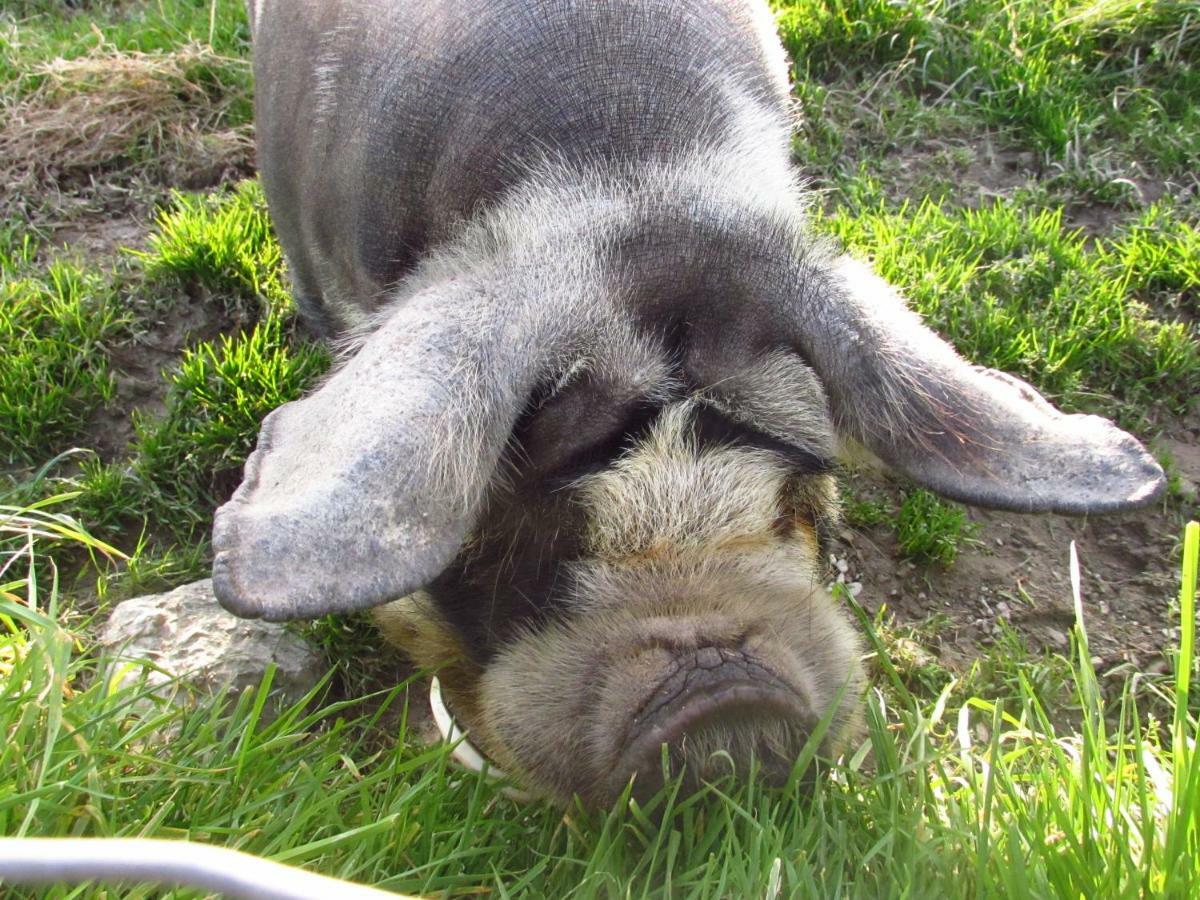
[214,0,1164,806]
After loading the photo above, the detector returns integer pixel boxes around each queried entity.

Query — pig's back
[252,0,792,329]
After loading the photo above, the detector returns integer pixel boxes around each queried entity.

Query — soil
[50,215,146,260]
[87,288,239,462]
[840,417,1200,675]
[877,136,1200,239]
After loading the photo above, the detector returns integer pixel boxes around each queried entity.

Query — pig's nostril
[606,649,814,801]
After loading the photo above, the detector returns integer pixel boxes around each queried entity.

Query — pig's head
[212,182,1163,806]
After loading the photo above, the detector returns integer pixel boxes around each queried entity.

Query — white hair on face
[371,379,855,804]
[745,0,795,98]
[573,401,797,564]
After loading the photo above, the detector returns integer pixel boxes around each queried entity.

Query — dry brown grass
[0,42,253,216]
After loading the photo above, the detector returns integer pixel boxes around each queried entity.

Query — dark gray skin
[251,0,790,333]
[217,0,1164,805]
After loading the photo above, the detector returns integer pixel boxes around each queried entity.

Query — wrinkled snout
[601,645,817,802]
[475,575,865,806]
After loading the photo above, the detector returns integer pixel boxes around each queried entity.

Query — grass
[1,0,1198,896]
[2,511,1197,896]
[0,234,127,466]
[775,0,1200,170]
[138,180,288,310]
[818,194,1200,427]
[896,489,977,566]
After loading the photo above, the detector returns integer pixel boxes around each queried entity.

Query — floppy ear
[794,256,1164,513]
[212,281,553,621]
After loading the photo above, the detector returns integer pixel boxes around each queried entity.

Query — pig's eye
[514,386,660,482]
[690,404,835,476]
[546,400,662,482]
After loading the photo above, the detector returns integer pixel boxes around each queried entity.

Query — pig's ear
[799,256,1164,513]
[212,282,549,621]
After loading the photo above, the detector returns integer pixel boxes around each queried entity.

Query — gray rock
[100,579,324,714]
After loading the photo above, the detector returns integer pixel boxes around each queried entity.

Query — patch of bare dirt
[49,214,147,258]
[88,287,243,462]
[876,138,1040,207]
[841,416,1200,675]
[879,138,1200,241]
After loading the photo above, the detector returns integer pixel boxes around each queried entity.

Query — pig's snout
[476,582,864,806]
[606,646,815,801]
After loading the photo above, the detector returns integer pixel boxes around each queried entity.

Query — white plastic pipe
[0,838,415,899]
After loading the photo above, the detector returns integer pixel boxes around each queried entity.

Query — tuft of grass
[1102,201,1200,319]
[138,180,288,315]
[819,195,1200,426]
[0,248,126,465]
[128,311,329,533]
[895,487,976,566]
